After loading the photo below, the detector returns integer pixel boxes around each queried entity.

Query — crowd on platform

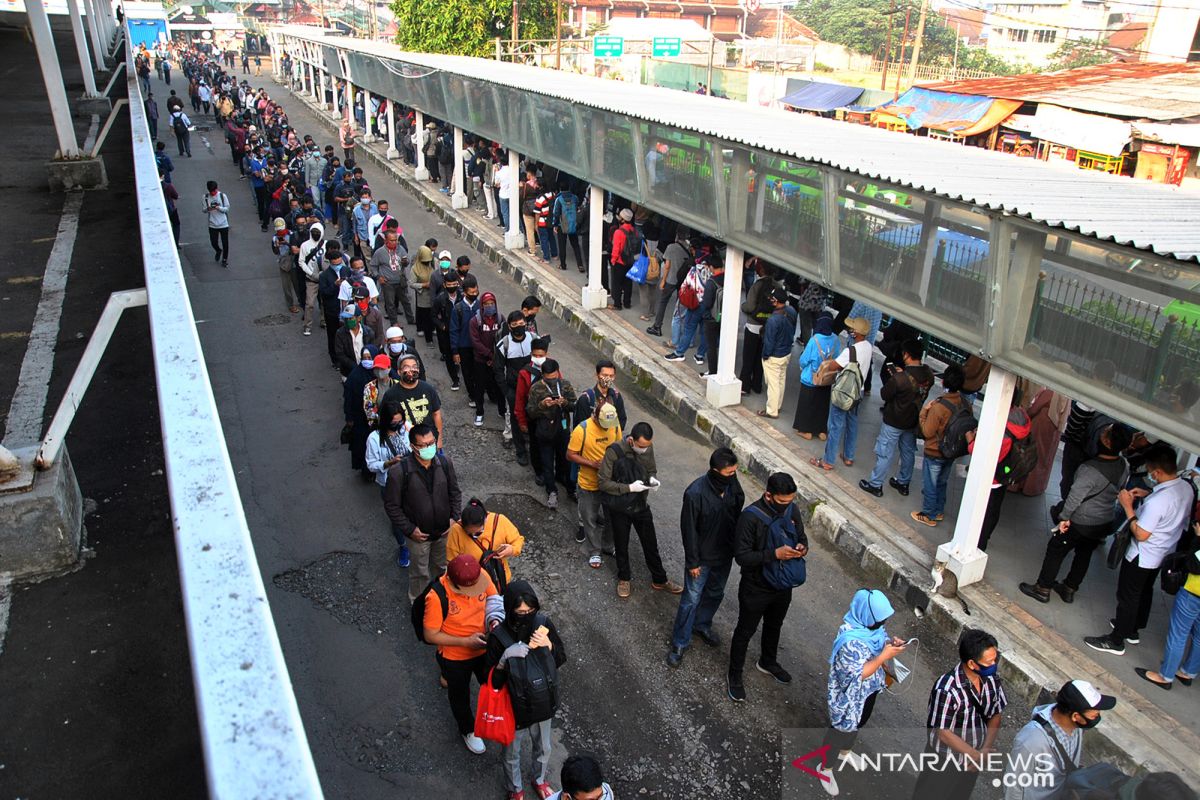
[131,42,1200,799]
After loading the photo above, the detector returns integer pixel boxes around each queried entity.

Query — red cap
[447,554,481,587]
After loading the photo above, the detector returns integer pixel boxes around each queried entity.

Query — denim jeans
[866,423,917,487]
[823,405,860,464]
[921,456,952,517]
[670,560,733,650]
[498,197,511,231]
[538,227,558,260]
[1159,588,1200,680]
[670,306,703,357]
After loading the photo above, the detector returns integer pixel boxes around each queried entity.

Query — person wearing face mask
[574,360,627,433]
[366,402,415,568]
[817,589,908,793]
[382,353,444,444]
[318,241,346,364]
[369,229,411,327]
[352,285,387,350]
[667,447,746,667]
[432,271,462,390]
[495,311,534,454]
[469,291,508,428]
[1002,680,1115,800]
[447,497,525,587]
[203,180,231,268]
[486,580,567,800]
[411,243,435,345]
[526,359,578,510]
[386,424,463,601]
[362,353,398,428]
[567,401,623,567]
[451,275,483,404]
[912,628,1007,799]
[352,193,378,261]
[299,221,326,336]
[337,256,379,304]
[270,218,300,313]
[515,337,552,482]
[427,249,455,296]
[520,295,543,337]
[384,326,426,381]
[334,305,375,378]
[343,345,381,478]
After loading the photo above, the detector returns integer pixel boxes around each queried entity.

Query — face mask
[401,370,419,384]
[466,293,479,303]
[1146,471,1160,487]
[386,419,403,432]
[631,444,649,455]
[458,267,470,277]
[346,318,359,329]
[974,662,999,678]
[510,326,526,340]
[867,621,885,631]
[482,304,496,316]
[445,285,459,295]
[360,358,373,369]
[388,343,404,354]
[374,369,390,381]
[708,469,731,488]
[771,499,792,516]
[356,300,369,312]
[360,198,370,205]
[416,444,437,461]
[1075,713,1101,730]
[598,376,615,390]
[531,355,547,367]
[439,261,452,270]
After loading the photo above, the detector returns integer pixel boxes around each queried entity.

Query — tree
[390,0,557,58]
[1045,38,1116,71]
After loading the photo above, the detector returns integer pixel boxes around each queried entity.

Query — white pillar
[83,0,105,72]
[451,126,468,208]
[504,149,525,250]
[706,245,745,407]
[936,365,1016,587]
[386,101,399,159]
[307,63,315,97]
[414,109,429,180]
[98,0,114,45]
[582,184,607,309]
[65,0,99,97]
[345,81,354,125]
[27,0,82,158]
[363,89,374,141]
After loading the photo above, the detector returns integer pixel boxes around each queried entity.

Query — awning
[779,82,864,113]
[1133,121,1200,149]
[1029,105,1131,157]
[877,87,1020,135]
[847,88,893,112]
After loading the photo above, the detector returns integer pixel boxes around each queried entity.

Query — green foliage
[1046,38,1116,71]
[813,61,834,72]
[390,0,556,57]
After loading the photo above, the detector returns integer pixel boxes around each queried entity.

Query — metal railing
[124,31,324,799]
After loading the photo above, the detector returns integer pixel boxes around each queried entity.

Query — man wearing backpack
[1002,680,1115,800]
[552,184,584,272]
[738,258,778,395]
[811,317,872,471]
[598,422,682,599]
[384,423,463,601]
[567,402,622,567]
[912,364,968,528]
[860,340,934,498]
[727,471,807,702]
[203,180,231,268]
[699,259,726,378]
[170,107,192,157]
[420,554,497,755]
[574,360,628,434]
[609,209,640,311]
[526,359,577,510]
[1020,424,1132,604]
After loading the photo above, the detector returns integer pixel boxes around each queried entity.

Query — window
[1009,28,1029,41]
[1033,29,1057,43]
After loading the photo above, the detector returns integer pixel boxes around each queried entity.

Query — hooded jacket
[485,580,567,727]
[468,293,503,364]
[298,222,325,281]
[449,293,480,350]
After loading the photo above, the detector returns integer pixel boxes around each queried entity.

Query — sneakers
[692,354,705,365]
[910,511,938,527]
[664,353,685,362]
[474,414,484,427]
[889,478,909,496]
[463,733,486,754]
[575,525,586,543]
[467,399,477,408]
[502,418,513,441]
[756,661,793,684]
[666,647,685,668]
[616,580,631,598]
[302,328,312,336]
[817,766,840,796]
[547,491,558,509]
[1085,635,1125,655]
[651,580,685,594]
[450,382,461,392]
[858,479,883,498]
[727,672,746,702]
[1109,619,1139,645]
[516,452,529,467]
[1019,582,1051,603]
[694,628,720,647]
[396,546,410,569]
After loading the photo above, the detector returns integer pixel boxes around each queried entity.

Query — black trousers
[415,306,434,343]
[610,263,633,308]
[729,582,792,677]
[739,328,764,392]
[505,390,528,460]
[978,485,1007,552]
[704,319,721,376]
[910,757,979,800]
[208,227,230,259]
[456,347,479,399]
[1058,441,1089,500]
[557,230,584,270]
[652,286,676,331]
[608,506,668,583]
[436,329,459,385]
[437,653,488,736]
[324,311,340,365]
[254,185,270,225]
[535,427,571,494]
[1036,527,1105,590]
[822,690,879,752]
[470,362,506,417]
[1112,554,1159,643]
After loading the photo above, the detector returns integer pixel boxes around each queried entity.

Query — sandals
[756,410,778,419]
[588,555,602,569]
[842,458,854,467]
[796,431,813,440]
[810,458,834,471]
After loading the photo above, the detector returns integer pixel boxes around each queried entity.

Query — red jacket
[514,365,540,430]
[610,223,637,267]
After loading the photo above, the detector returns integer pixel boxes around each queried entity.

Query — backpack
[937,397,978,459]
[410,577,448,643]
[558,195,578,234]
[600,444,650,515]
[711,284,724,322]
[491,615,559,726]
[998,424,1038,486]
[618,225,642,267]
[171,113,188,135]
[470,514,508,595]
[830,345,864,411]
[678,265,705,310]
[748,505,807,590]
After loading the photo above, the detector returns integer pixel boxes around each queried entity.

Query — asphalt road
[159,70,1032,799]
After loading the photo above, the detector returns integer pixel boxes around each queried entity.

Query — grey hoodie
[547,784,614,800]
[1060,458,1126,528]
[1004,704,1082,800]
[298,222,326,281]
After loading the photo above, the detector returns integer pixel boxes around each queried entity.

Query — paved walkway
[268,72,1199,781]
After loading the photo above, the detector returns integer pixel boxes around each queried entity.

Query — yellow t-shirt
[1185,569,1200,597]
[568,419,622,492]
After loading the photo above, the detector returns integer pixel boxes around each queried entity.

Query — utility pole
[894,5,910,98]
[952,21,960,79]
[555,0,562,69]
[907,0,929,87]
[511,0,519,62]
[880,0,895,90]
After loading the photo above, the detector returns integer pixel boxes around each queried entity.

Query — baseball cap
[385,326,403,340]
[1057,680,1116,714]
[352,285,369,299]
[769,287,788,304]
[372,354,392,369]
[596,403,620,430]
[447,554,486,593]
[438,249,452,262]
[272,217,286,231]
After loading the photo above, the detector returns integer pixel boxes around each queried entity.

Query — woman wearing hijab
[343,344,380,479]
[820,589,908,794]
[792,313,840,440]
[487,581,567,800]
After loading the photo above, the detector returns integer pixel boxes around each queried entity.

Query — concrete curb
[284,84,1199,784]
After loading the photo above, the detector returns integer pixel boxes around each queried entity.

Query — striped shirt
[1062,401,1096,446]
[926,664,1007,758]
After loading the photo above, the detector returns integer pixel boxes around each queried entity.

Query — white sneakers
[463,733,485,754]
[817,766,839,796]
[474,414,484,427]
[502,418,513,441]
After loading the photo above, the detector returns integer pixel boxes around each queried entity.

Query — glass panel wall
[641,123,720,234]
[583,109,637,194]
[531,95,586,177]
[494,86,539,154]
[464,83,504,143]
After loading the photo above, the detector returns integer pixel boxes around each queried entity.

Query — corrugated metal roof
[926,61,1200,121]
[276,26,1200,262]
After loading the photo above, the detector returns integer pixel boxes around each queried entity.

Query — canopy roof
[779,82,863,113]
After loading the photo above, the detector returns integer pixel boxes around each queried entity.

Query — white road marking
[2,193,84,448]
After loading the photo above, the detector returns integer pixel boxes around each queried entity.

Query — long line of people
[146,44,1200,799]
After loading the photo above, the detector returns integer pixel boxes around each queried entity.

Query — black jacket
[432,288,457,333]
[680,473,746,569]
[574,386,627,433]
[880,364,935,430]
[334,324,376,377]
[383,452,462,541]
[734,497,808,595]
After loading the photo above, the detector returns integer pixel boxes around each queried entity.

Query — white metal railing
[124,31,324,799]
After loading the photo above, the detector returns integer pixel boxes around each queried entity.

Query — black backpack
[618,225,642,266]
[410,577,448,643]
[600,443,649,515]
[172,113,188,136]
[997,411,1038,485]
[937,397,978,459]
[492,615,559,727]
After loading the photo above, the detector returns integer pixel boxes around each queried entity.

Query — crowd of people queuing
[134,42,1200,799]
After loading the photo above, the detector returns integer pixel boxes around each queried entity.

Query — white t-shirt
[338,275,380,302]
[497,165,512,199]
[1126,476,1193,569]
[836,339,872,370]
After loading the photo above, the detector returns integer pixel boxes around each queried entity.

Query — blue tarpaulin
[877,87,1007,133]
[875,225,989,271]
[779,82,865,112]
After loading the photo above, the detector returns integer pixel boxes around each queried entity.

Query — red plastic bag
[474,669,515,746]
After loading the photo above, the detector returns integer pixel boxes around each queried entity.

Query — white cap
[438,249,452,261]
[385,326,403,339]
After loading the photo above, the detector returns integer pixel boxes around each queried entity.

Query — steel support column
[582,184,607,309]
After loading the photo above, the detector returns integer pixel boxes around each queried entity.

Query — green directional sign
[593,35,624,58]
[652,37,682,57]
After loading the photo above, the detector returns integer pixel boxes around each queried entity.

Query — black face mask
[1075,713,1101,730]
[867,621,885,631]
[708,469,731,488]
[510,610,537,641]
[511,327,526,341]
[770,499,792,516]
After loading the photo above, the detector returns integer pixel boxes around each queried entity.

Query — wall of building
[1144,0,1200,61]
[985,0,1110,66]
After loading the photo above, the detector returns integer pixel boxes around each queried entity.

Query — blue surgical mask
[360,358,373,369]
[417,444,437,461]
[1146,471,1160,487]
[389,343,404,354]
[975,662,999,678]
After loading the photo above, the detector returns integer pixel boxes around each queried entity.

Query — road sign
[652,37,682,57]
[593,35,624,58]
